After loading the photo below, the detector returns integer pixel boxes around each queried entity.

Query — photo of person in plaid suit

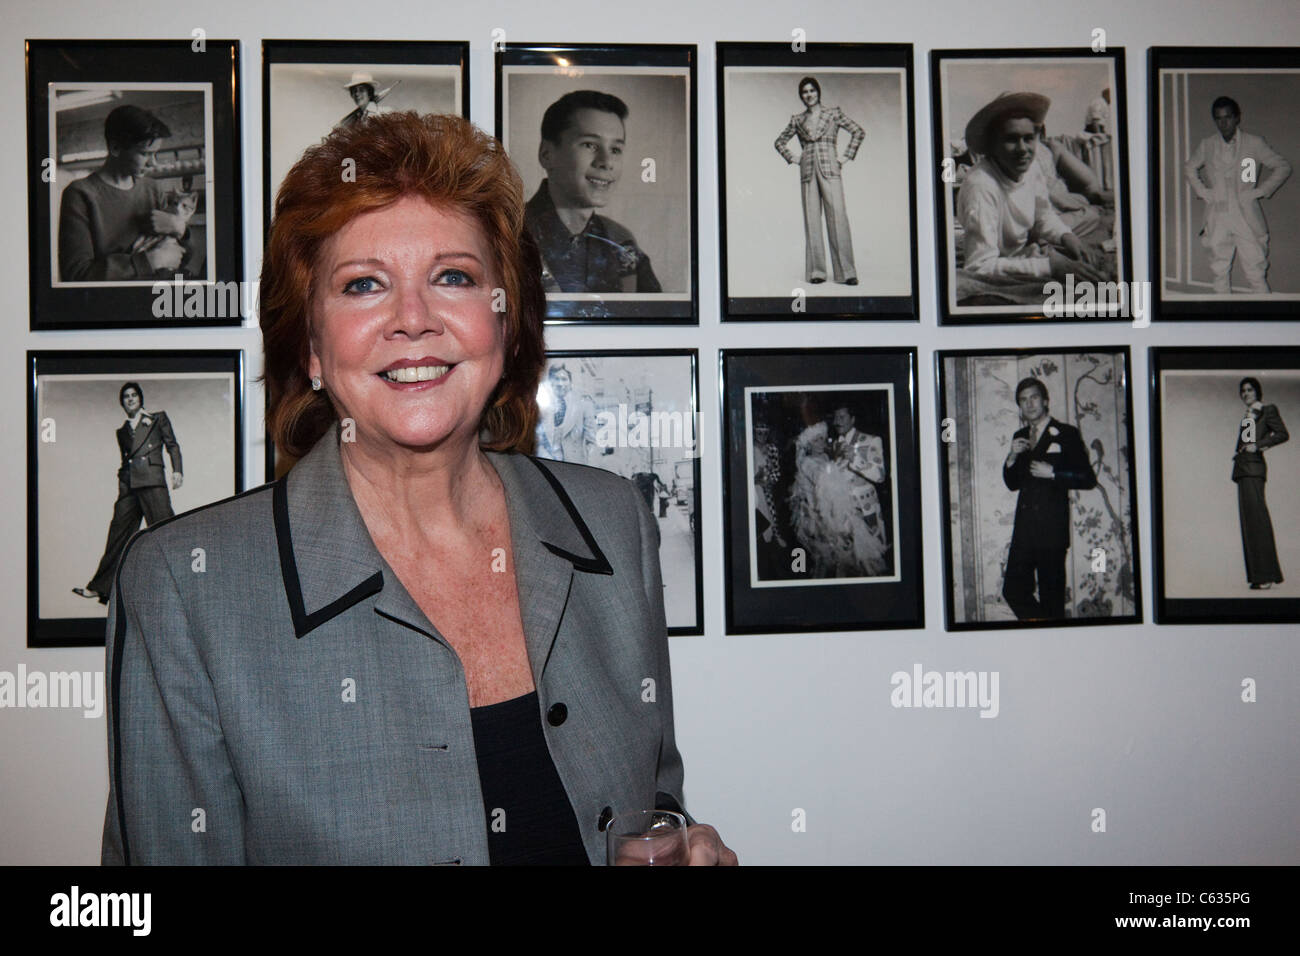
[774,76,865,286]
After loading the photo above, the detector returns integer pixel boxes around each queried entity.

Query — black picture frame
[28,350,245,647]
[536,349,702,635]
[495,42,698,324]
[930,47,1133,325]
[720,348,922,634]
[1151,346,1300,624]
[26,39,243,330]
[936,346,1141,630]
[262,39,470,241]
[716,42,918,321]
[1149,47,1300,320]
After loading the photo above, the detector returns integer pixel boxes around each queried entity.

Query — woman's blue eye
[438,269,473,286]
[344,276,378,294]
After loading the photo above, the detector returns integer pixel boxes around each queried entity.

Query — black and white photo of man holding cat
[58,104,199,281]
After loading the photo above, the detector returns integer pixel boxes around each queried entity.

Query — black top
[469,691,591,865]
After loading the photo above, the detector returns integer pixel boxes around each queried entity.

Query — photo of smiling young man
[499,61,693,319]
[525,90,661,294]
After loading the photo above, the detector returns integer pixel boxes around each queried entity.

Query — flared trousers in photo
[802,165,856,284]
[1237,475,1283,585]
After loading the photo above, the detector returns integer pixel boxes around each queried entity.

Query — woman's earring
[311,376,323,391]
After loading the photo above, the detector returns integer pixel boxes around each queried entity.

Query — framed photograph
[1150,47,1300,319]
[28,351,244,647]
[1152,347,1300,624]
[26,39,243,329]
[931,49,1133,324]
[937,347,1140,630]
[717,42,918,321]
[534,350,702,635]
[721,348,922,634]
[263,40,469,236]
[496,43,697,323]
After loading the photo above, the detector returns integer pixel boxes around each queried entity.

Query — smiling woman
[307,196,509,455]
[101,112,736,866]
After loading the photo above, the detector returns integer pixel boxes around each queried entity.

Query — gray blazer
[102,425,687,864]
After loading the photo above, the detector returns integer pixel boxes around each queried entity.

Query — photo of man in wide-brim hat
[955,91,1107,287]
[336,71,395,129]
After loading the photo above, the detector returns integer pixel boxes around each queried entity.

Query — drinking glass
[606,810,689,866]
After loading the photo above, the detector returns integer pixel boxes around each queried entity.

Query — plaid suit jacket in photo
[775,106,865,183]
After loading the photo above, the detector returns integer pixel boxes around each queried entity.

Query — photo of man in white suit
[1184,95,1292,293]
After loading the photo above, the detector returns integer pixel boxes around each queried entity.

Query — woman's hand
[686,824,739,866]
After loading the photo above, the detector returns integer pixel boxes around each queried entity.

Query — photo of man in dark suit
[524,90,661,294]
[1001,377,1097,620]
[1233,375,1289,589]
[73,382,182,604]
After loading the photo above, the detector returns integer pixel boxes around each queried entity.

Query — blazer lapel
[127,417,155,456]
[1031,419,1055,454]
[276,426,386,639]
[804,108,831,141]
[488,452,613,684]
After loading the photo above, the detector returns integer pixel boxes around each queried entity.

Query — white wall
[2,0,1297,865]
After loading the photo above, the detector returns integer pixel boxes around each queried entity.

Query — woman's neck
[341,431,499,541]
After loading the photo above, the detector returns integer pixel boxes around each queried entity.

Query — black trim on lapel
[273,478,383,638]
[525,457,614,575]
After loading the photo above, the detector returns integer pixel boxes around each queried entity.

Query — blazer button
[546,702,567,726]
[598,806,613,832]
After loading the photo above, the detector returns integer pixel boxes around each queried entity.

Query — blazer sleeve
[1258,405,1290,451]
[1054,425,1098,490]
[156,411,183,475]
[1003,430,1027,491]
[837,108,865,160]
[629,481,693,824]
[1182,137,1211,201]
[774,118,799,165]
[1251,134,1292,199]
[847,434,886,484]
[103,531,247,864]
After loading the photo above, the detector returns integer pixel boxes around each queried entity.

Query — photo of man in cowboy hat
[335,72,397,129]
[956,91,1109,287]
